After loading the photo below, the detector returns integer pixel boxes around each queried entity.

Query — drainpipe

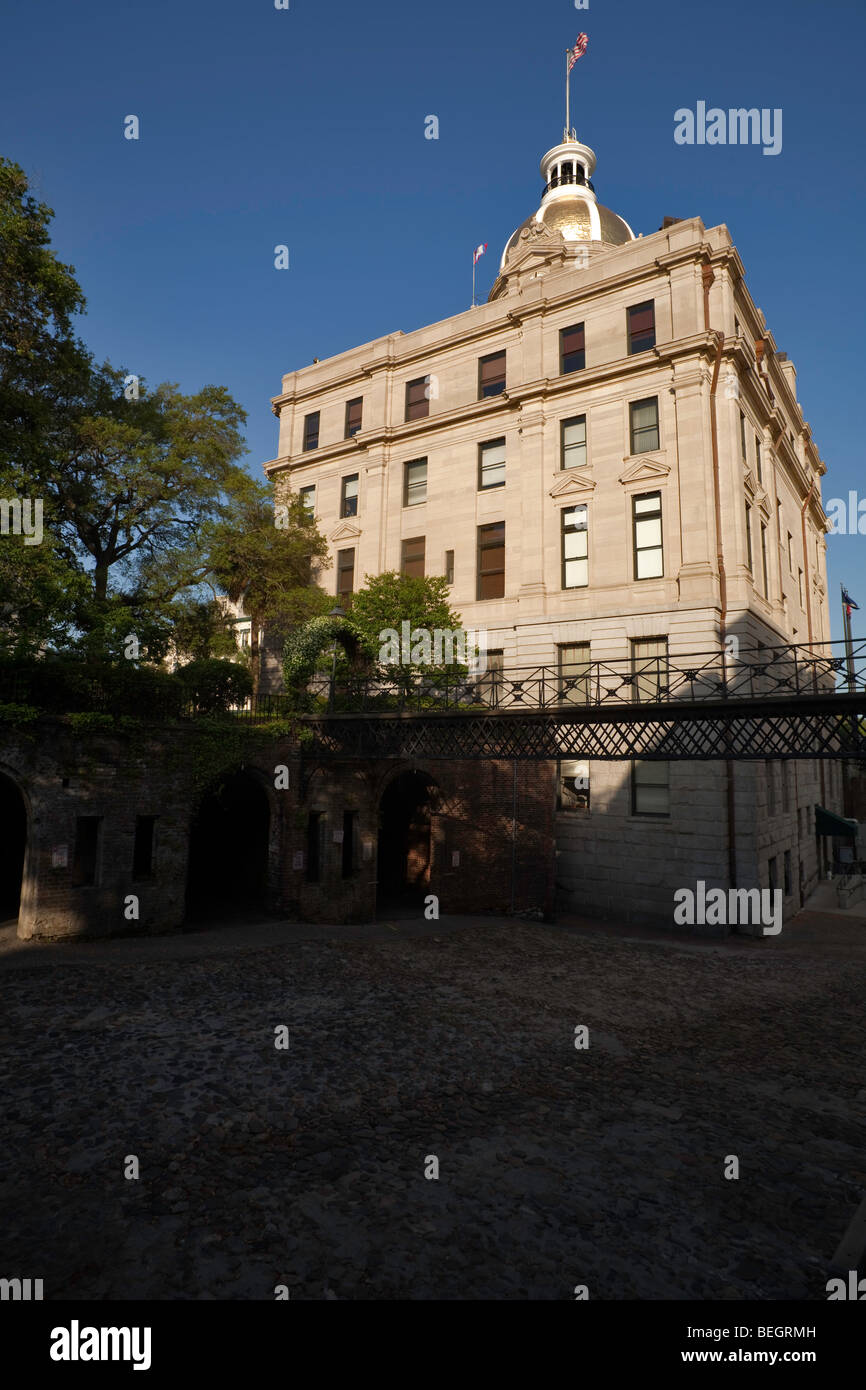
[702,265,737,890]
[800,476,826,811]
[800,478,816,647]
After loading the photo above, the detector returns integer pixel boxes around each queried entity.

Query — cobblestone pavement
[1,914,864,1300]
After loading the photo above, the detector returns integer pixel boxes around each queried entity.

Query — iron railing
[1,638,864,721]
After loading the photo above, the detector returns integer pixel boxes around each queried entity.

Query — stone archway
[185,769,272,923]
[0,771,27,925]
[376,769,438,915]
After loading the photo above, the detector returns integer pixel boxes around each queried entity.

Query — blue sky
[3,0,865,639]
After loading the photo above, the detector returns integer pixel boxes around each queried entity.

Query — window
[303,411,320,451]
[760,522,769,599]
[798,568,804,606]
[405,376,430,421]
[561,415,587,469]
[558,642,591,705]
[768,855,778,893]
[745,500,753,571]
[632,761,670,816]
[132,816,156,881]
[560,323,585,374]
[72,816,101,887]
[782,764,791,813]
[478,350,506,398]
[345,397,363,438]
[403,457,427,507]
[401,536,425,578]
[558,758,590,811]
[299,484,316,518]
[631,637,669,702]
[766,760,777,816]
[340,474,359,518]
[477,522,505,600]
[561,505,588,589]
[479,437,506,490]
[630,397,659,454]
[336,547,355,598]
[342,811,356,879]
[444,549,454,584]
[740,412,748,464]
[627,301,655,354]
[786,531,793,574]
[479,649,504,706]
[633,491,663,580]
[755,436,762,484]
[306,813,321,883]
[784,849,792,897]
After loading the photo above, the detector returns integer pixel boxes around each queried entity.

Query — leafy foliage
[175,658,253,713]
[206,482,332,690]
[282,615,363,694]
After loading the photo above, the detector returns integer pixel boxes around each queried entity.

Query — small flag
[473,243,488,265]
[568,33,588,72]
[842,587,859,616]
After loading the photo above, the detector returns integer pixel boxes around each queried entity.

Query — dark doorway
[186,771,271,922]
[377,770,436,914]
[0,773,26,923]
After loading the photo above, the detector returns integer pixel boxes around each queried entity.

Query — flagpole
[472,252,476,309]
[565,49,570,139]
[842,584,856,692]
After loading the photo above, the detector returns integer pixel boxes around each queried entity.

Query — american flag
[473,243,488,265]
[568,33,588,72]
[843,586,859,617]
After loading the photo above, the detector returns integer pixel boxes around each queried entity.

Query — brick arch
[376,766,441,912]
[184,764,278,923]
[373,760,442,807]
[0,762,30,925]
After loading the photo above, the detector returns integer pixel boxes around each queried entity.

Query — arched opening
[0,772,26,925]
[376,770,437,915]
[185,770,271,923]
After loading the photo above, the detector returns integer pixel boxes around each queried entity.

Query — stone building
[262,122,846,925]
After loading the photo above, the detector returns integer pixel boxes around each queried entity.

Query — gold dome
[502,195,633,269]
[542,198,593,241]
[597,203,633,245]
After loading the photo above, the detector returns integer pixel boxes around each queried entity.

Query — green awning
[815,806,859,839]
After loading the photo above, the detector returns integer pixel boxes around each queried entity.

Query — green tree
[206,482,332,692]
[0,158,92,650]
[0,157,91,480]
[348,571,467,689]
[167,597,239,665]
[0,160,256,659]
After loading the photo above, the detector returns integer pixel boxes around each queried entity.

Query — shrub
[175,658,253,713]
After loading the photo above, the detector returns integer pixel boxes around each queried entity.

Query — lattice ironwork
[302,693,866,762]
[301,637,866,717]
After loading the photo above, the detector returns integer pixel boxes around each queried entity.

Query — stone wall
[0,722,555,942]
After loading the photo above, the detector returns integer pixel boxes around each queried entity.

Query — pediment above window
[618,456,671,486]
[549,471,596,499]
[329,521,362,542]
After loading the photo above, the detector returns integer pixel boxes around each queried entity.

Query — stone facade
[261,128,842,926]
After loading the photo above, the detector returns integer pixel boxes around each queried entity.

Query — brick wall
[0,723,556,941]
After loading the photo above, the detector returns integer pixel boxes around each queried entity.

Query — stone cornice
[270,241,720,412]
[266,340,723,474]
